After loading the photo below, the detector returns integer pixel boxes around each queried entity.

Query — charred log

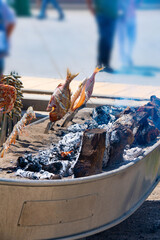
[107,126,134,166]
[134,119,160,145]
[74,129,106,178]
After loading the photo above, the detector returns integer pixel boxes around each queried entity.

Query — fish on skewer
[61,67,103,127]
[0,84,17,113]
[46,67,103,131]
[70,67,103,111]
[45,69,79,132]
[1,106,36,158]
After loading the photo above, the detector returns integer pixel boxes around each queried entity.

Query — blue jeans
[117,16,136,66]
[39,0,64,18]
[96,15,116,67]
[0,58,4,76]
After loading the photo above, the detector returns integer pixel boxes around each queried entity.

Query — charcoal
[26,153,33,162]
[17,156,28,168]
[25,161,42,172]
[92,106,111,125]
[134,119,160,145]
[43,161,63,174]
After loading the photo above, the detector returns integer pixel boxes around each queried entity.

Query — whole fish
[47,69,79,122]
[0,84,17,113]
[70,67,103,111]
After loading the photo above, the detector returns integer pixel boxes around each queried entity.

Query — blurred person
[117,0,141,68]
[0,0,15,79]
[38,0,64,20]
[36,0,41,8]
[86,0,119,73]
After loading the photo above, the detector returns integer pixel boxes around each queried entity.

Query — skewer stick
[44,121,55,134]
[61,104,85,128]
[0,113,8,146]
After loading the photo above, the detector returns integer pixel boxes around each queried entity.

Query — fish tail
[94,66,104,74]
[66,69,79,83]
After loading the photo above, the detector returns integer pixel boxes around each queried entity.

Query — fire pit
[1,98,160,239]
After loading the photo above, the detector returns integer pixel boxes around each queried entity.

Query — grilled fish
[0,84,17,113]
[47,69,78,122]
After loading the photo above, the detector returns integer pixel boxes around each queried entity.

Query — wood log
[107,106,159,167]
[73,128,106,178]
[108,126,134,166]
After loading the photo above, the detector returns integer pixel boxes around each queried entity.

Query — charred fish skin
[47,69,79,122]
[0,84,17,113]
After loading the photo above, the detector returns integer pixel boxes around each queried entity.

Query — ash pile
[16,95,160,180]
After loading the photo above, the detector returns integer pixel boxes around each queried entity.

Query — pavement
[4,8,160,111]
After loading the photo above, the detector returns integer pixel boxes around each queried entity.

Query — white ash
[16,169,56,180]
[123,147,144,161]
[58,131,83,153]
[67,120,98,133]
[102,123,113,167]
[103,132,111,168]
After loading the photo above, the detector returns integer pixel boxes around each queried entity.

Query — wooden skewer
[44,121,55,134]
[61,104,86,128]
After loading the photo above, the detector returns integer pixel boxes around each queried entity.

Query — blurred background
[2,0,160,86]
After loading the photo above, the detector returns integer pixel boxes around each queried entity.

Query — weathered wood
[74,128,106,178]
[108,126,134,166]
[0,114,8,146]
[107,105,160,166]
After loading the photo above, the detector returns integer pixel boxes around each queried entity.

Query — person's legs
[96,15,116,70]
[50,0,64,20]
[96,16,108,67]
[126,17,136,65]
[38,0,49,19]
[117,17,128,67]
[104,18,116,68]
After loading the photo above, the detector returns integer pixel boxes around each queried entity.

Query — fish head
[49,107,60,122]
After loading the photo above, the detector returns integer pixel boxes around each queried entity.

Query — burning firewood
[73,128,106,178]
